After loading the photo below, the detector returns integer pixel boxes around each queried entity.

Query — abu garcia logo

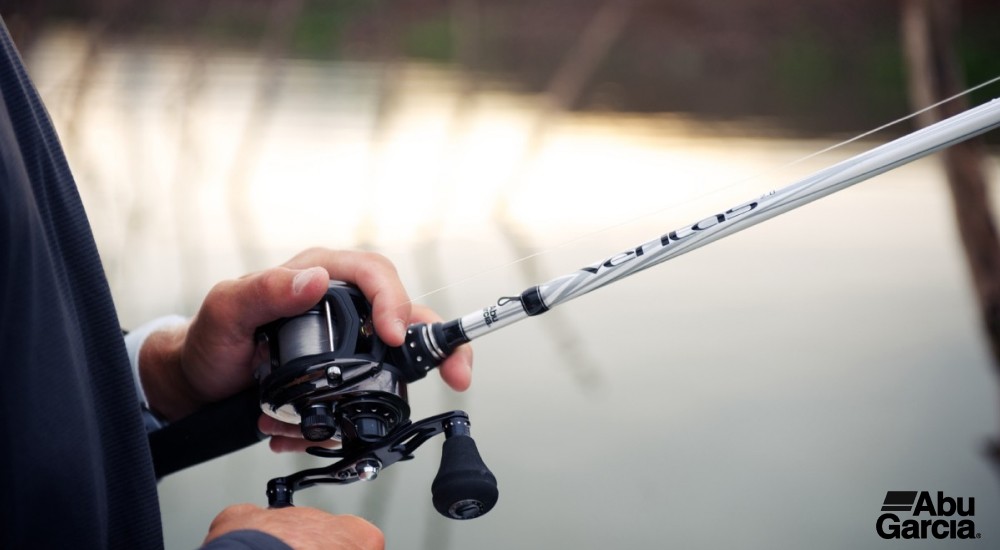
[876,491,980,540]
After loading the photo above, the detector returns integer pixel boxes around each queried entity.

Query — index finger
[282,248,411,346]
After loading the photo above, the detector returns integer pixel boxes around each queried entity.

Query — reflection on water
[26,29,1000,550]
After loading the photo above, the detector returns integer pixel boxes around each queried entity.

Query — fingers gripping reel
[255,282,497,519]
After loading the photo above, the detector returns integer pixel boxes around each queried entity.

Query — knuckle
[207,278,238,301]
[374,253,398,274]
[368,527,386,550]
[284,246,329,268]
[210,503,254,530]
[359,252,397,277]
[252,268,284,298]
[356,266,400,304]
[200,279,239,320]
[340,515,384,549]
[301,246,330,259]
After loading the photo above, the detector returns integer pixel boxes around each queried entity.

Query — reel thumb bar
[394,98,1000,377]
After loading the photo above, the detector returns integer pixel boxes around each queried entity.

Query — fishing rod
[398,97,1000,368]
[150,96,1000,521]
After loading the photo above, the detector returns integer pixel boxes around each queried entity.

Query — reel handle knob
[266,478,294,509]
[431,432,499,520]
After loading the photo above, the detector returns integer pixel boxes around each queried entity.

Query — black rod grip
[149,387,265,478]
[392,321,467,382]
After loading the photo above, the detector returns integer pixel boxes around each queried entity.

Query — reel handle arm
[264,410,498,519]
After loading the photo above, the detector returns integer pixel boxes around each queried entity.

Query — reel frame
[254,282,497,519]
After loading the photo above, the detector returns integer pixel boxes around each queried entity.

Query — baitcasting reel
[254,281,498,519]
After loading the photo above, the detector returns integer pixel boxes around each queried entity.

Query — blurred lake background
[4,0,1000,548]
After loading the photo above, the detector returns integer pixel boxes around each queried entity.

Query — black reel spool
[255,281,498,520]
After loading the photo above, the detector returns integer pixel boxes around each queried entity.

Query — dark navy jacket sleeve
[0,17,285,550]
[202,531,294,550]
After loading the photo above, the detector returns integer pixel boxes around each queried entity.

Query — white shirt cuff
[124,315,189,426]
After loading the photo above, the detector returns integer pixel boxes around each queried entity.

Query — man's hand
[205,504,383,550]
[138,248,474,447]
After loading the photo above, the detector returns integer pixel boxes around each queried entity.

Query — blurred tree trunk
[901,0,1000,466]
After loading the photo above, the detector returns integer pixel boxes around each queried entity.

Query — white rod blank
[455,98,1000,342]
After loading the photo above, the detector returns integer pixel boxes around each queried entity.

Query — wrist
[139,323,202,422]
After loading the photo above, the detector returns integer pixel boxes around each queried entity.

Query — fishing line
[402,73,1000,308]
